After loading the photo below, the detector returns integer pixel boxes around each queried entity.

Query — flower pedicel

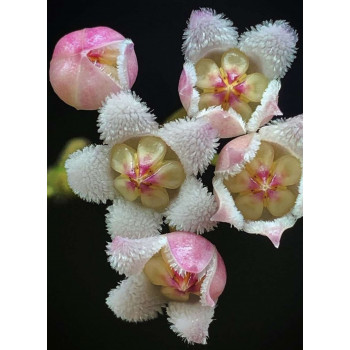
[179,8,298,133]
[49,26,138,110]
[106,231,226,344]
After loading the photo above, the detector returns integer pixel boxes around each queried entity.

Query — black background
[48,0,303,349]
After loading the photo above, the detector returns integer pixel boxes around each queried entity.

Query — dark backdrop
[48,0,303,349]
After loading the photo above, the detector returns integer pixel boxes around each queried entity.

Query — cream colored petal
[151,161,185,189]
[247,141,274,174]
[195,58,222,89]
[114,175,140,201]
[230,97,253,122]
[198,92,225,110]
[235,192,264,220]
[143,253,172,287]
[267,189,296,217]
[137,136,167,174]
[273,155,302,186]
[224,170,252,193]
[141,185,169,211]
[221,48,249,78]
[241,73,269,102]
[160,286,190,302]
[111,143,136,174]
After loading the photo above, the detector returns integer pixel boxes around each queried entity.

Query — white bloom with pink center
[179,8,298,134]
[211,115,303,248]
[65,91,225,234]
[106,231,226,344]
[49,26,138,110]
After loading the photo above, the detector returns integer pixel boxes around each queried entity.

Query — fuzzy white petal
[259,114,303,159]
[239,20,298,80]
[106,273,167,322]
[106,198,163,239]
[157,117,219,175]
[97,91,158,145]
[106,235,167,276]
[199,253,217,307]
[183,8,239,63]
[165,177,217,234]
[65,144,115,203]
[167,301,215,345]
[247,80,282,133]
[116,39,134,88]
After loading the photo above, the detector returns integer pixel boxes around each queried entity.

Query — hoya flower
[106,231,226,344]
[211,115,303,248]
[49,26,138,110]
[179,8,298,133]
[65,90,228,234]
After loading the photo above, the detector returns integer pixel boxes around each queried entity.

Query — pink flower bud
[49,26,138,110]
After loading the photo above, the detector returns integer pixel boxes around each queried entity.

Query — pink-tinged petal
[178,62,200,115]
[215,133,260,176]
[106,235,167,276]
[224,169,251,193]
[247,80,282,132]
[211,177,244,229]
[106,273,167,322]
[208,252,226,303]
[202,107,246,138]
[195,59,223,89]
[165,232,215,275]
[239,73,269,103]
[49,27,137,110]
[238,20,298,80]
[182,8,239,63]
[118,39,138,88]
[167,301,215,345]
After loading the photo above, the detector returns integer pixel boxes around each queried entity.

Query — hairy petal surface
[183,8,238,63]
[105,198,163,239]
[106,235,167,276]
[165,177,217,234]
[239,20,298,80]
[97,91,158,145]
[157,117,219,175]
[106,273,167,322]
[65,145,115,203]
[167,302,215,345]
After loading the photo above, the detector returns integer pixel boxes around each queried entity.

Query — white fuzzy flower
[65,90,222,234]
[212,115,303,248]
[106,231,226,344]
[179,8,298,134]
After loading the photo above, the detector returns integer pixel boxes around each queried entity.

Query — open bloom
[49,26,138,110]
[179,8,298,133]
[65,91,230,234]
[106,231,226,344]
[211,115,303,248]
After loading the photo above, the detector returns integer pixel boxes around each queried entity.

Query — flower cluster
[49,8,302,345]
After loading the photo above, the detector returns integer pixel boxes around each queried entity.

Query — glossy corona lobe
[212,115,303,248]
[49,27,138,110]
[179,8,297,133]
[106,232,226,344]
